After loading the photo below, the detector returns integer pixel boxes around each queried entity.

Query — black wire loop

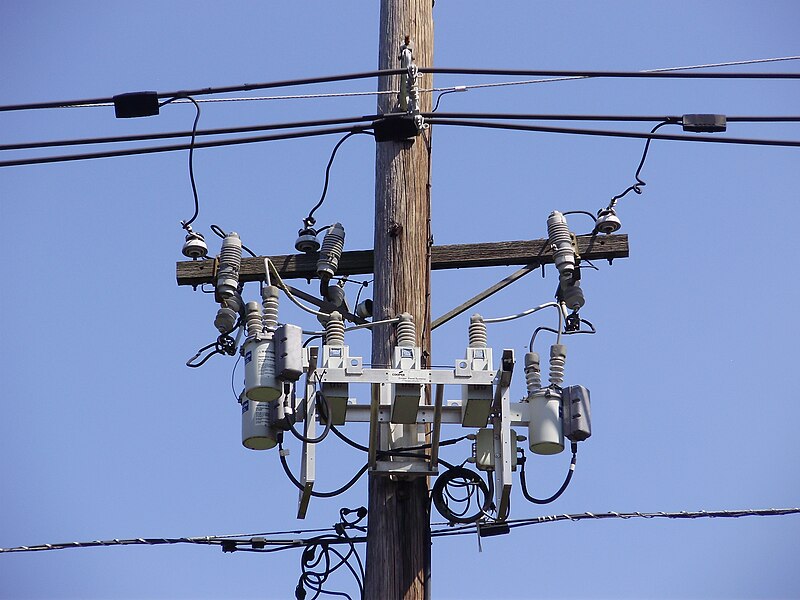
[519,443,578,505]
[159,95,202,231]
[304,129,375,227]
[185,333,237,368]
[295,506,366,600]
[431,465,492,525]
[608,119,680,207]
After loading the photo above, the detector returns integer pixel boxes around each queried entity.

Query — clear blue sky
[2,2,799,598]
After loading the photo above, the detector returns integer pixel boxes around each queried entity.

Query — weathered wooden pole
[364,1,434,598]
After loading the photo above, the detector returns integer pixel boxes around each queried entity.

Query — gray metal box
[562,385,592,442]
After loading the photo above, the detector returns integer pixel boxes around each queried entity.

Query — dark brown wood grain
[176,234,629,286]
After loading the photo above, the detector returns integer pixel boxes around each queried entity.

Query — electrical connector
[113,91,159,118]
[682,114,727,133]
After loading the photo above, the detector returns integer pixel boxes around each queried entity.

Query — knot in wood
[388,221,403,238]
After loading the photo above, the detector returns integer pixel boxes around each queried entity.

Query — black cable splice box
[113,91,160,118]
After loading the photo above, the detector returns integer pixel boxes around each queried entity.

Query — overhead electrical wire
[0,68,408,113]
[4,116,799,170]
[3,59,800,114]
[422,112,800,123]
[424,118,800,148]
[423,55,800,95]
[62,55,800,109]
[4,507,797,554]
[0,124,371,168]
[0,115,381,152]
[3,113,798,156]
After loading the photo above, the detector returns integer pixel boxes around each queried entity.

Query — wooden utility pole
[365,1,433,598]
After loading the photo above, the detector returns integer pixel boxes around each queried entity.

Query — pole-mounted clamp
[399,37,426,133]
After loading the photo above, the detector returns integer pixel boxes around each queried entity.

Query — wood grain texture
[175,234,629,286]
[365,1,433,599]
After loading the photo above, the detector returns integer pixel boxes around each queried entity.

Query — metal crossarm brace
[492,350,515,520]
[297,347,319,519]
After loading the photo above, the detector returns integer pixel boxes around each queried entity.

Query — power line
[5,115,800,169]
[3,507,796,554]
[60,56,800,108]
[425,118,800,148]
[0,115,381,152]
[0,68,407,113]
[4,113,798,154]
[0,124,371,168]
[3,63,800,114]
[430,507,800,537]
[66,90,399,108]
[423,55,800,93]
[426,112,800,123]
[420,67,800,80]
